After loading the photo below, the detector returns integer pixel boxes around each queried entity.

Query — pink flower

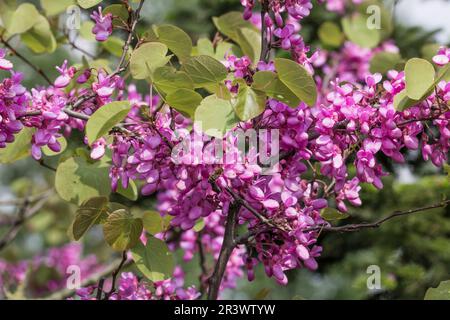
[91,6,113,42]
[0,49,13,70]
[54,60,76,88]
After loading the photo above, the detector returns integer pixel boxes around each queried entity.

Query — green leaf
[150,24,193,61]
[180,55,228,88]
[274,58,317,106]
[405,58,436,100]
[130,42,171,80]
[72,196,109,240]
[55,156,111,205]
[370,52,402,74]
[166,89,202,118]
[235,27,261,65]
[89,59,112,73]
[85,101,131,145]
[193,219,205,232]
[444,164,450,183]
[194,95,239,138]
[321,208,350,221]
[233,82,266,121]
[393,89,420,112]
[42,136,67,157]
[79,21,96,41]
[342,14,381,49]
[358,0,393,40]
[21,15,57,54]
[131,237,174,282]
[77,0,102,9]
[397,62,450,111]
[117,180,138,201]
[7,3,40,35]
[318,22,344,48]
[211,82,232,100]
[103,209,143,251]
[41,0,74,16]
[0,127,34,164]
[424,280,450,300]
[0,0,16,31]
[196,38,215,57]
[421,43,441,62]
[212,11,256,43]
[102,36,125,57]
[153,67,194,94]
[215,41,238,61]
[252,71,300,108]
[142,211,172,235]
[103,4,129,27]
[435,63,450,84]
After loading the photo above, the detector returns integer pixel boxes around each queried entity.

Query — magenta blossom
[0,49,13,70]
[91,6,113,42]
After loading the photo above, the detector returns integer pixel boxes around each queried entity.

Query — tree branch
[0,192,52,252]
[113,0,145,75]
[207,201,241,300]
[304,200,450,233]
[103,251,128,300]
[259,0,271,62]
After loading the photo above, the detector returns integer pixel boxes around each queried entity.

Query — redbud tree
[0,0,449,300]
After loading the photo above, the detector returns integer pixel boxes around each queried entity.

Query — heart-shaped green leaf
[55,156,112,205]
[405,58,435,100]
[86,101,131,145]
[131,237,174,282]
[275,58,317,106]
[180,55,228,88]
[142,211,172,235]
[130,42,171,80]
[233,82,266,121]
[72,196,109,240]
[103,209,143,251]
[252,71,300,108]
[194,95,239,138]
[166,89,203,118]
[150,24,193,62]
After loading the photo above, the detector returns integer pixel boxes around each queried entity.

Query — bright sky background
[396,0,450,43]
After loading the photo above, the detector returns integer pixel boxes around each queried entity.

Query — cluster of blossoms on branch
[76,267,200,300]
[0,0,449,300]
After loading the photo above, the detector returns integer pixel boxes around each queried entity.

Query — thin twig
[114,0,145,75]
[0,36,52,85]
[96,278,105,300]
[304,200,450,233]
[207,202,241,300]
[103,251,128,300]
[0,195,51,251]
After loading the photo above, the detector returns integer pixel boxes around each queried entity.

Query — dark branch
[0,192,52,251]
[207,202,241,300]
[103,251,128,300]
[304,200,450,233]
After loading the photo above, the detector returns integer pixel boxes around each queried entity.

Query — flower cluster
[76,267,200,300]
[0,71,27,148]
